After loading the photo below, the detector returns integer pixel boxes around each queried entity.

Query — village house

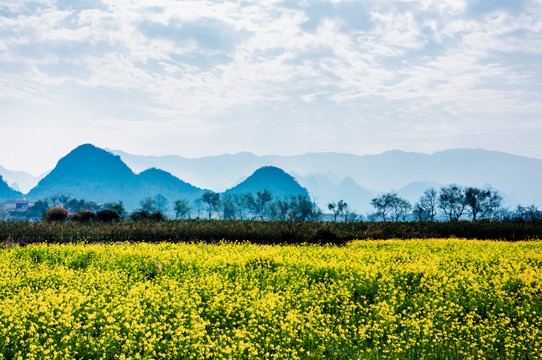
[0,200,31,221]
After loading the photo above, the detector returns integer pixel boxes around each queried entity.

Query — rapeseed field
[0,239,540,359]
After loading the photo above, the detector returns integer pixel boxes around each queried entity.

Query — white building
[0,200,31,221]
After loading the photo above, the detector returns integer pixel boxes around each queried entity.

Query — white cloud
[0,0,541,172]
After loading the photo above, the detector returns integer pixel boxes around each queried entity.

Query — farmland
[0,239,541,359]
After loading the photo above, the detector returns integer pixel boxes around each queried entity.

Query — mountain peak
[26,145,203,210]
[226,166,310,199]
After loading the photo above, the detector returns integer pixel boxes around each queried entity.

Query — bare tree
[276,199,290,221]
[438,184,466,221]
[464,187,502,221]
[246,190,273,220]
[193,199,204,219]
[371,193,409,221]
[390,197,411,222]
[371,193,393,221]
[288,195,321,221]
[232,193,248,220]
[415,188,438,221]
[154,194,169,213]
[328,200,349,222]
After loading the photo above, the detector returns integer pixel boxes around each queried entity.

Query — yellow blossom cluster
[0,239,541,359]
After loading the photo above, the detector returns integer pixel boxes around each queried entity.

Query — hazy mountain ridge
[0,175,23,201]
[26,144,205,210]
[112,149,277,192]
[0,165,41,194]
[2,146,541,212]
[113,148,542,208]
[21,145,310,211]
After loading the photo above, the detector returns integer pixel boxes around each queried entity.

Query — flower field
[0,239,541,359]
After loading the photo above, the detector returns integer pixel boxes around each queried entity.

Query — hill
[0,175,23,201]
[225,166,310,200]
[0,165,41,194]
[26,144,204,210]
[138,168,204,204]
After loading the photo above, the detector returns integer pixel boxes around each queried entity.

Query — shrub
[129,210,166,221]
[45,207,69,222]
[71,210,96,222]
[149,211,166,221]
[96,209,121,222]
[129,210,151,221]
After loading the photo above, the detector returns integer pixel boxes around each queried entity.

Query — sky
[1,0,542,176]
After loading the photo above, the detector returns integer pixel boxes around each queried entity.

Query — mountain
[0,175,23,201]
[297,174,375,213]
[138,168,204,204]
[112,149,275,192]
[335,177,375,213]
[225,166,310,199]
[26,144,204,210]
[397,181,443,204]
[113,148,542,207]
[0,165,41,194]
[27,144,137,205]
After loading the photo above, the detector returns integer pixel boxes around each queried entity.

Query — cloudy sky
[1,0,541,175]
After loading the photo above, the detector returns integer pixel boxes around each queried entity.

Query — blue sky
[1,0,541,175]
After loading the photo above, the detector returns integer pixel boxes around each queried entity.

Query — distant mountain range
[1,144,541,213]
[20,144,310,211]
[25,144,205,210]
[0,165,44,194]
[112,148,542,212]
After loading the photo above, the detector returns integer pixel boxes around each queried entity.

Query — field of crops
[0,239,541,359]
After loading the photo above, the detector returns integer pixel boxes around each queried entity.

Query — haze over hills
[111,149,270,193]
[112,148,542,209]
[1,145,541,213]
[296,174,375,213]
[26,144,205,210]
[0,175,23,201]
[0,165,42,194]
[21,145,312,212]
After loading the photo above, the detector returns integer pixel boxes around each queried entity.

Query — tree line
[121,190,322,222]
[369,185,504,222]
[7,184,542,222]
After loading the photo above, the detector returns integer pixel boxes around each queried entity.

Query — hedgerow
[0,219,541,245]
